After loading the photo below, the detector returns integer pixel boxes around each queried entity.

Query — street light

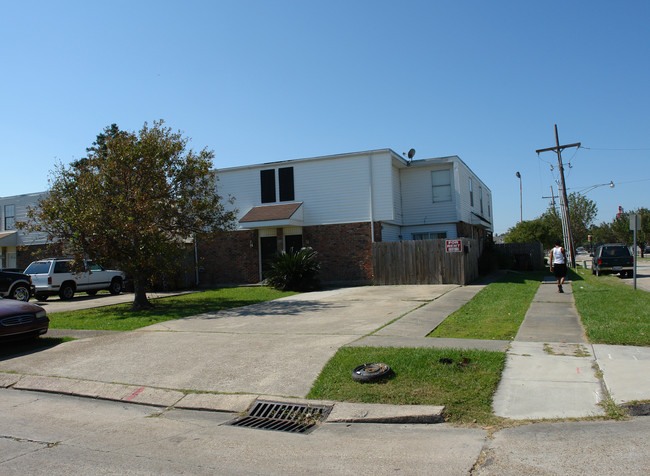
[576,181,615,194]
[515,171,522,222]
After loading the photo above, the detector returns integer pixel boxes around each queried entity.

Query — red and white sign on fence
[445,239,462,253]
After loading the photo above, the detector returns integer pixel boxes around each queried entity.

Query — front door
[260,236,278,279]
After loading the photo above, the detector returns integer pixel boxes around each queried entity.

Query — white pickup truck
[24,258,126,301]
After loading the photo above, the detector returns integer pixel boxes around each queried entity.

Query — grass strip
[307,346,507,426]
[571,268,650,346]
[427,271,545,340]
[48,287,297,331]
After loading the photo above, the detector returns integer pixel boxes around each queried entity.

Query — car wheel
[109,278,123,295]
[35,293,48,301]
[11,285,31,302]
[595,268,601,277]
[86,290,98,296]
[59,283,75,300]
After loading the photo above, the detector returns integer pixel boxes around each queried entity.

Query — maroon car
[0,298,49,342]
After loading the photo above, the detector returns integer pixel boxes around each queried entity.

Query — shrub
[265,247,321,291]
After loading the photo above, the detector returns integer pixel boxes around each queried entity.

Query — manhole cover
[224,400,333,434]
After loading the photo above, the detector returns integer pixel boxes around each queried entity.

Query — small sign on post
[629,213,641,231]
[445,239,462,253]
[630,213,641,290]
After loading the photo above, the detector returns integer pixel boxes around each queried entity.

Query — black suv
[591,244,634,277]
[0,269,35,302]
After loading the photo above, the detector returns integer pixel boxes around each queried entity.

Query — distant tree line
[504,192,648,252]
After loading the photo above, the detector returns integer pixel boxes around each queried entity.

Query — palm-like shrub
[265,247,321,291]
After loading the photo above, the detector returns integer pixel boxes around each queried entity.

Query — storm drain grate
[225,400,333,434]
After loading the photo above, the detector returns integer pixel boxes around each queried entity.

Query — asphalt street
[2,389,649,476]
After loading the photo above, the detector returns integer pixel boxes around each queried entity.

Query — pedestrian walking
[550,240,567,293]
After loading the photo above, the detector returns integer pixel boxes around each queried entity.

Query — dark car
[0,269,35,302]
[0,297,49,342]
[592,244,634,277]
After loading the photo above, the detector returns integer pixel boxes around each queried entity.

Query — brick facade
[198,221,382,285]
[303,222,379,283]
[197,230,259,285]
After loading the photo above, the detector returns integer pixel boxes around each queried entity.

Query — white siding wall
[216,151,396,228]
[457,162,472,223]
[381,223,401,242]
[0,193,49,245]
[455,160,493,232]
[401,224,457,239]
[391,162,402,224]
[399,162,458,226]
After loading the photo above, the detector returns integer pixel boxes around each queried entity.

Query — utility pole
[536,125,580,267]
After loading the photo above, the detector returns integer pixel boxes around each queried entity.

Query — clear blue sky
[2,1,648,234]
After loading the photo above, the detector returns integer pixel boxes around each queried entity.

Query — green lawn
[307,346,507,425]
[572,268,650,346]
[48,287,297,331]
[427,271,545,340]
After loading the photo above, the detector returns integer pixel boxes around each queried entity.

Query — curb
[1,373,446,424]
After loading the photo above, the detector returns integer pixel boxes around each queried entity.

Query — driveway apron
[0,286,449,398]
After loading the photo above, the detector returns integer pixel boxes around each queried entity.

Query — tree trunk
[131,277,153,310]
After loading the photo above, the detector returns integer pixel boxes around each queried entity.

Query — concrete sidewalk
[493,278,650,419]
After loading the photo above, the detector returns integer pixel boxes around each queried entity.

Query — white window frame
[412,232,447,240]
[4,204,15,230]
[432,169,452,203]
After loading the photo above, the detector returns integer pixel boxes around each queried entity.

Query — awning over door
[0,231,17,246]
[239,202,304,229]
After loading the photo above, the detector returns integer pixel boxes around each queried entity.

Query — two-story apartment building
[0,149,492,284]
[197,149,492,284]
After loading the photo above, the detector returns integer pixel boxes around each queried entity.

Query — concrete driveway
[1,285,457,399]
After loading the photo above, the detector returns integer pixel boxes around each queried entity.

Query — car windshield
[24,262,52,274]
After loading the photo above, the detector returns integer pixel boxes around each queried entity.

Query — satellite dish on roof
[405,148,416,166]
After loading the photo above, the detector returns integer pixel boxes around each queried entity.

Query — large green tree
[26,121,236,309]
[590,207,650,250]
[505,192,597,248]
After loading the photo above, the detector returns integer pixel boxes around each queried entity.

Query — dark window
[278,167,295,202]
[54,261,71,273]
[260,169,276,203]
[285,234,302,252]
[24,261,51,274]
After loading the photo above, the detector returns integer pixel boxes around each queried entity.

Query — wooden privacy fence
[372,239,479,285]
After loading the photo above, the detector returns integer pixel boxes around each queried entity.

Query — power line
[580,146,650,151]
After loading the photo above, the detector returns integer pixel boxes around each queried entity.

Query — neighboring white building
[0,192,49,269]
[1,149,493,283]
